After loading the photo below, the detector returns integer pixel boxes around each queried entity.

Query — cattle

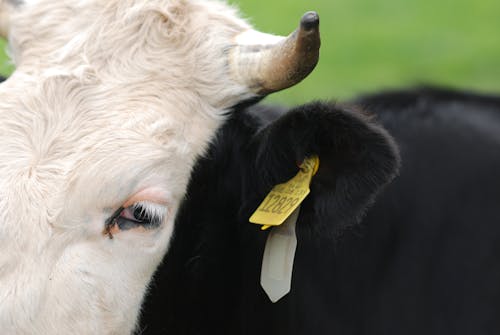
[0,0,320,334]
[139,88,500,334]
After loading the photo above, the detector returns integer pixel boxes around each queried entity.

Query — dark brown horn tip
[300,11,319,31]
[229,11,321,96]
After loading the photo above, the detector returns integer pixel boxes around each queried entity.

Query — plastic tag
[249,156,319,230]
[260,206,300,303]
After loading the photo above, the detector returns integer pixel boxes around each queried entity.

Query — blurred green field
[1,0,499,105]
[0,39,12,76]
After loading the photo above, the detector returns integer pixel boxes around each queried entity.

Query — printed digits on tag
[285,198,299,212]
[260,194,275,213]
[272,195,289,214]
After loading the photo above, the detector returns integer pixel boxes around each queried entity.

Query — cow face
[0,0,319,334]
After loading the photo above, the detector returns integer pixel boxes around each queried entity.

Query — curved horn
[230,11,320,95]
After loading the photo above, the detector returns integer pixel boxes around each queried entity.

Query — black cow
[139,87,500,335]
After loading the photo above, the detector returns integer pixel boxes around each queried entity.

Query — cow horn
[230,11,320,95]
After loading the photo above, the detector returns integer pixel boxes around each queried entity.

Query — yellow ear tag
[249,155,319,230]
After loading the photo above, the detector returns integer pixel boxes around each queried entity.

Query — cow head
[0,0,320,333]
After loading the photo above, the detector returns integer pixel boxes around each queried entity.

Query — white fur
[0,0,263,334]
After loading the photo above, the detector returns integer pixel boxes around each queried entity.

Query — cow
[139,87,500,334]
[0,0,321,334]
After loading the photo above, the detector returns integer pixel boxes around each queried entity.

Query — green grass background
[1,0,499,105]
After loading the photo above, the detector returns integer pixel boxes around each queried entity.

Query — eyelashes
[104,201,168,239]
[121,202,167,229]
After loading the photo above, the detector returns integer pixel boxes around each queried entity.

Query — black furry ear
[243,101,400,237]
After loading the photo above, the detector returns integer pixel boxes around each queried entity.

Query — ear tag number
[249,155,319,230]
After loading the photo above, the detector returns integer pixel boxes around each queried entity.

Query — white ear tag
[260,206,300,303]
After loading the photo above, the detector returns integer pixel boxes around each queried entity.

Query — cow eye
[104,202,168,238]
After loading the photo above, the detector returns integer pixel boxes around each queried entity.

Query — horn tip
[300,11,320,31]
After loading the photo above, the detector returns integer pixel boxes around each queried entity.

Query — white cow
[0,0,319,333]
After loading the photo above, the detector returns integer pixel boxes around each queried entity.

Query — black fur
[340,88,500,334]
[139,100,400,334]
[140,88,500,335]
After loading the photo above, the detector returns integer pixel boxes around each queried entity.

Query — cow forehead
[9,0,248,71]
[0,0,247,249]
[0,74,217,234]
[5,0,259,114]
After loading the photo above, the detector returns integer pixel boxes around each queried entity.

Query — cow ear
[244,101,400,237]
